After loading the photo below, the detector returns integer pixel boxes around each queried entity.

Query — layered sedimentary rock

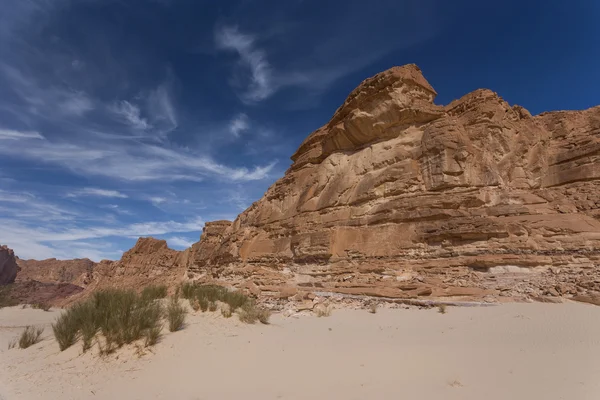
[0,245,18,285]
[85,237,188,294]
[186,64,600,302]
[16,257,95,286]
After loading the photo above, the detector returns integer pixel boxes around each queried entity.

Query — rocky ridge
[185,64,600,304]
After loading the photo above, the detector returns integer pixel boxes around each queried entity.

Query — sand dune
[1,302,600,400]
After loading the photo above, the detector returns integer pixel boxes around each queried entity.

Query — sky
[0,0,598,261]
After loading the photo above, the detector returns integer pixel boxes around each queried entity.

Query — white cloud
[215,26,275,103]
[147,82,178,135]
[0,128,43,140]
[67,188,128,199]
[167,236,195,249]
[0,134,276,182]
[0,217,205,261]
[150,197,168,206]
[111,100,151,130]
[229,113,249,137]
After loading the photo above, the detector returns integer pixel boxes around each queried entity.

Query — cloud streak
[215,25,275,103]
[66,188,129,199]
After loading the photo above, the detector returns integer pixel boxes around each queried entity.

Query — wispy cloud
[0,128,43,140]
[215,25,275,103]
[167,236,195,249]
[111,100,151,130]
[229,113,249,137]
[150,197,168,206]
[66,188,129,199]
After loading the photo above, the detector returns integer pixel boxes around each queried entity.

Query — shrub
[32,302,51,311]
[144,324,162,347]
[0,285,17,309]
[238,302,271,325]
[221,303,232,318]
[368,303,377,314]
[18,326,44,349]
[8,338,17,349]
[199,297,209,312]
[190,298,201,311]
[438,304,447,314]
[166,297,186,332]
[180,282,250,313]
[52,288,163,352]
[314,304,333,317]
[208,301,218,312]
[140,285,168,302]
[52,312,79,351]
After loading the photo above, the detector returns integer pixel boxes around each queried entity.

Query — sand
[1,302,600,400]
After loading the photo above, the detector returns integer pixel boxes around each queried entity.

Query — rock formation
[16,257,95,286]
[84,237,188,294]
[185,64,600,302]
[0,245,18,285]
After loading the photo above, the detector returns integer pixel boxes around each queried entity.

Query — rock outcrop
[84,237,188,294]
[0,245,18,285]
[16,257,95,286]
[186,64,600,302]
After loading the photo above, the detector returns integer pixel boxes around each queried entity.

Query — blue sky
[0,0,598,261]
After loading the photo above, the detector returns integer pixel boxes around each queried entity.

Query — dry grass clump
[438,304,447,314]
[314,304,333,317]
[140,285,168,302]
[52,288,164,352]
[181,282,253,316]
[368,303,377,314]
[220,303,232,318]
[0,285,17,309]
[166,297,187,332]
[31,302,51,311]
[16,326,44,349]
[237,302,271,324]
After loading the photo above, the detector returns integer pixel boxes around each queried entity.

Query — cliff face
[0,245,18,285]
[85,237,189,293]
[16,258,95,286]
[186,64,600,301]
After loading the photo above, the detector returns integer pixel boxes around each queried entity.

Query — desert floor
[1,302,600,400]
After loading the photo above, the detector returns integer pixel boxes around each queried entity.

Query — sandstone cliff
[84,237,189,294]
[0,245,18,285]
[16,257,95,286]
[186,64,600,302]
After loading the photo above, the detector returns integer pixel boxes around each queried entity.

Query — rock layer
[187,64,600,302]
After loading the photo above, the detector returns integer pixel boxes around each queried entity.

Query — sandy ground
[1,302,600,400]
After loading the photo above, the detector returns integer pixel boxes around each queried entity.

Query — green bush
[18,326,44,349]
[166,297,186,332]
[52,312,79,351]
[52,288,164,352]
[181,282,251,313]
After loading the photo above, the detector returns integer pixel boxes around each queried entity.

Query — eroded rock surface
[186,64,600,302]
[16,257,95,286]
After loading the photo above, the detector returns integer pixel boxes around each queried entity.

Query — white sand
[1,302,600,400]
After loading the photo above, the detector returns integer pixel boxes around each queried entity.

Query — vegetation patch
[52,288,164,353]
[17,326,44,349]
[0,285,18,309]
[166,297,187,332]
